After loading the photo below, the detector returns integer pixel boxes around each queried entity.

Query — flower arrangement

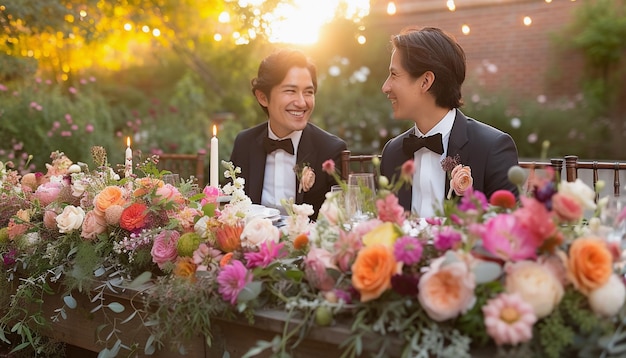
[1,149,626,358]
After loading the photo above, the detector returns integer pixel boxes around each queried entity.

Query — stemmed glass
[600,196,626,272]
[345,173,376,225]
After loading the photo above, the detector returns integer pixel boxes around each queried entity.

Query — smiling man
[380,26,519,217]
[230,49,346,218]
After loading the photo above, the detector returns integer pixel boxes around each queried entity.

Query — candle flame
[213,124,217,137]
[126,136,131,147]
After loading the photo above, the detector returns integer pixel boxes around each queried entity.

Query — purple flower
[2,248,17,267]
[244,241,287,269]
[393,236,423,265]
[433,226,462,251]
[217,260,252,305]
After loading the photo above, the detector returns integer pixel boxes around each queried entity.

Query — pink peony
[151,230,181,269]
[217,260,252,305]
[481,213,538,261]
[482,293,537,346]
[33,181,63,206]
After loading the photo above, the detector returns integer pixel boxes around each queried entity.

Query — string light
[461,24,470,35]
[387,1,397,15]
[523,16,532,26]
[447,0,456,11]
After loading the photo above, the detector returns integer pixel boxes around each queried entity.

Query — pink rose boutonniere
[294,163,315,193]
[441,155,473,199]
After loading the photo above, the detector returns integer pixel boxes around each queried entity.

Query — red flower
[119,203,149,231]
[489,190,517,209]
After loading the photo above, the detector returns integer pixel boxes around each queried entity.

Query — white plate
[247,204,281,220]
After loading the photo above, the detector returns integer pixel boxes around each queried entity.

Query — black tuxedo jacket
[230,122,347,218]
[380,110,519,212]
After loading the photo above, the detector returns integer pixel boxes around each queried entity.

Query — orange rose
[173,257,197,281]
[449,164,473,197]
[351,244,398,302]
[565,237,613,295]
[119,203,149,231]
[94,186,126,216]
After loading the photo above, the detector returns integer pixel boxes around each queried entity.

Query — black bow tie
[402,133,444,156]
[263,137,294,155]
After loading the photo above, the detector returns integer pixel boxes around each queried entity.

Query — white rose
[588,274,626,317]
[319,194,341,226]
[558,179,596,210]
[240,218,280,248]
[56,205,86,233]
[505,260,564,318]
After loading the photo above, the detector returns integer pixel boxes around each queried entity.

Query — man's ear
[421,71,435,92]
[254,89,269,107]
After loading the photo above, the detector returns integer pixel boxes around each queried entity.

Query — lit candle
[125,136,132,178]
[210,125,219,187]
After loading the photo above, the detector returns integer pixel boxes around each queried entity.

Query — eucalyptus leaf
[441,250,460,266]
[94,267,106,277]
[473,261,502,284]
[63,295,77,309]
[237,281,263,303]
[126,271,152,290]
[107,302,125,313]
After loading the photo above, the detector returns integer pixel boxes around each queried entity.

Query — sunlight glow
[250,0,370,45]
[387,1,397,15]
[523,16,532,26]
[461,24,470,35]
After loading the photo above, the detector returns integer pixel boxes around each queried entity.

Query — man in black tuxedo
[380,27,519,217]
[230,49,346,218]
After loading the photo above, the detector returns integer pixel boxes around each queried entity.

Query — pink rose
[81,210,108,240]
[151,230,181,269]
[240,218,280,248]
[551,193,583,223]
[200,185,220,206]
[449,164,473,197]
[418,256,476,321]
[34,181,63,206]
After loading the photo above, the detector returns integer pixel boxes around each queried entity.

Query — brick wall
[368,0,585,102]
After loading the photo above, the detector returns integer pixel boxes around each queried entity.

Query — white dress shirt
[411,109,456,217]
[261,125,302,214]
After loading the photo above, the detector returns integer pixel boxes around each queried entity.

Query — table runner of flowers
[1,148,626,358]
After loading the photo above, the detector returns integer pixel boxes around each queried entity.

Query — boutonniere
[294,162,315,193]
[441,155,473,199]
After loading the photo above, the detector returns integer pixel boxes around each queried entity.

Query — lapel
[295,125,314,204]
[445,110,470,197]
[248,127,269,203]
[396,128,415,211]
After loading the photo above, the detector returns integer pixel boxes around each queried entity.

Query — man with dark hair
[380,26,519,217]
[230,49,346,218]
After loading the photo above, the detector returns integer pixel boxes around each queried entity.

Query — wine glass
[600,196,626,272]
[345,173,376,225]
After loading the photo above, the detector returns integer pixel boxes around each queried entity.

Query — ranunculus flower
[481,214,537,261]
[177,232,202,257]
[351,244,398,302]
[564,237,613,295]
[119,203,149,232]
[482,293,537,346]
[449,164,473,197]
[588,274,626,317]
[418,256,476,321]
[55,205,85,233]
[151,230,181,269]
[93,186,127,216]
[305,247,338,291]
[489,190,517,209]
[505,260,564,318]
[298,166,315,193]
[153,184,185,206]
[551,193,583,223]
[81,210,107,240]
[240,218,279,248]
